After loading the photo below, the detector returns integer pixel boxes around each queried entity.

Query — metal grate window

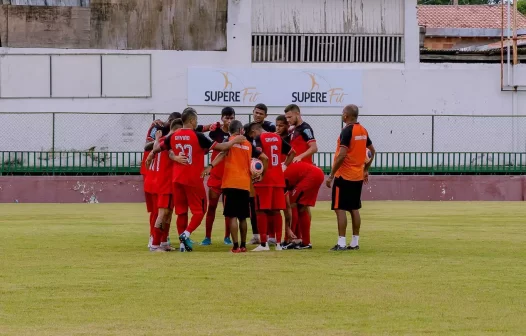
[251,34,404,63]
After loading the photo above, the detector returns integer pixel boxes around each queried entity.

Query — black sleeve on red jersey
[263,121,276,132]
[300,124,316,142]
[339,125,353,148]
[281,139,292,155]
[196,131,213,150]
[253,135,263,151]
[251,142,262,159]
[366,135,373,147]
[163,135,172,150]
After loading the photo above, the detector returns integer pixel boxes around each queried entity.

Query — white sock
[351,235,359,247]
[337,236,346,247]
[183,230,191,238]
[254,234,260,239]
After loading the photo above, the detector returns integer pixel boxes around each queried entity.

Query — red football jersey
[284,161,322,188]
[143,153,158,194]
[161,128,215,187]
[154,136,173,195]
[141,124,157,176]
[254,132,293,187]
[289,122,316,165]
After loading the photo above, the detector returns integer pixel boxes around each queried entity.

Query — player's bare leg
[331,209,348,251]
[202,188,221,246]
[160,210,174,251]
[239,218,248,252]
[229,217,240,253]
[248,197,260,244]
[349,210,361,250]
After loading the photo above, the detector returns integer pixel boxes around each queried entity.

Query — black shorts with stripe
[223,188,251,219]
[331,177,363,211]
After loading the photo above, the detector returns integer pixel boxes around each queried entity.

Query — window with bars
[251,34,404,63]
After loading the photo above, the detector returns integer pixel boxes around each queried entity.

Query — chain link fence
[1,112,525,173]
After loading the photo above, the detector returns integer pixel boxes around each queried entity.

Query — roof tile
[418,5,526,29]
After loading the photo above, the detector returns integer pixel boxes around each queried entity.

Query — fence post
[52,112,56,152]
[431,115,435,175]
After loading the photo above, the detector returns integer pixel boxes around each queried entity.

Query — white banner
[187,68,363,107]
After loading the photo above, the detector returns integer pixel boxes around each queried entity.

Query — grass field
[1,202,526,336]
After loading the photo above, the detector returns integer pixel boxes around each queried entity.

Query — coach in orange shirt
[326,104,375,251]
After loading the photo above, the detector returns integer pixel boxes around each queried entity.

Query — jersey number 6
[270,145,279,167]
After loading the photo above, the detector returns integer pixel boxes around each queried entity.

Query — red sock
[176,213,188,235]
[186,212,205,234]
[268,219,275,239]
[152,227,162,246]
[299,210,311,245]
[256,213,268,244]
[291,207,301,239]
[224,217,231,238]
[273,213,283,243]
[149,212,156,237]
[205,198,219,238]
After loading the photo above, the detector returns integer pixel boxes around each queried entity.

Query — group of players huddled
[141,103,326,253]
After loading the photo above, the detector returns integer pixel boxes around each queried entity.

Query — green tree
[518,0,526,14]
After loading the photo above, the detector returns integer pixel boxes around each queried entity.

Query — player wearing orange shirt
[203,120,268,253]
[246,122,295,251]
[326,105,375,251]
[201,107,236,246]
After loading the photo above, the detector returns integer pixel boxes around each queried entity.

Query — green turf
[1,202,526,335]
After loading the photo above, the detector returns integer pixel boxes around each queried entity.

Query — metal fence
[1,112,525,175]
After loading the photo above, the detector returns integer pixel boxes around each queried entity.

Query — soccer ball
[250,158,264,175]
[365,148,372,164]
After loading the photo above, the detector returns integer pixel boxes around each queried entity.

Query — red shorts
[157,193,174,210]
[207,176,222,195]
[289,172,324,207]
[173,183,207,216]
[145,192,155,213]
[255,186,287,211]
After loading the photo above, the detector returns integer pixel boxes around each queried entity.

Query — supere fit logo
[291,71,348,104]
[203,71,261,104]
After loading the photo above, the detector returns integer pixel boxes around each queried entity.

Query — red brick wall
[424,37,499,50]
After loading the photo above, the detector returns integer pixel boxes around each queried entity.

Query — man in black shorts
[326,104,375,251]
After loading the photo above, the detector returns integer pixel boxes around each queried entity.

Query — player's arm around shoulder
[212,135,246,151]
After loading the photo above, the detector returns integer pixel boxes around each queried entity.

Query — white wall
[0,0,525,157]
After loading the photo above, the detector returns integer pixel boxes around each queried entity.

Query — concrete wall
[1,176,524,203]
[0,0,525,155]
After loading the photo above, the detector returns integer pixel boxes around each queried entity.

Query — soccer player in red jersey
[147,108,245,252]
[284,104,318,164]
[246,122,295,251]
[201,107,236,246]
[275,115,297,244]
[142,112,180,247]
[145,119,185,252]
[283,161,325,250]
